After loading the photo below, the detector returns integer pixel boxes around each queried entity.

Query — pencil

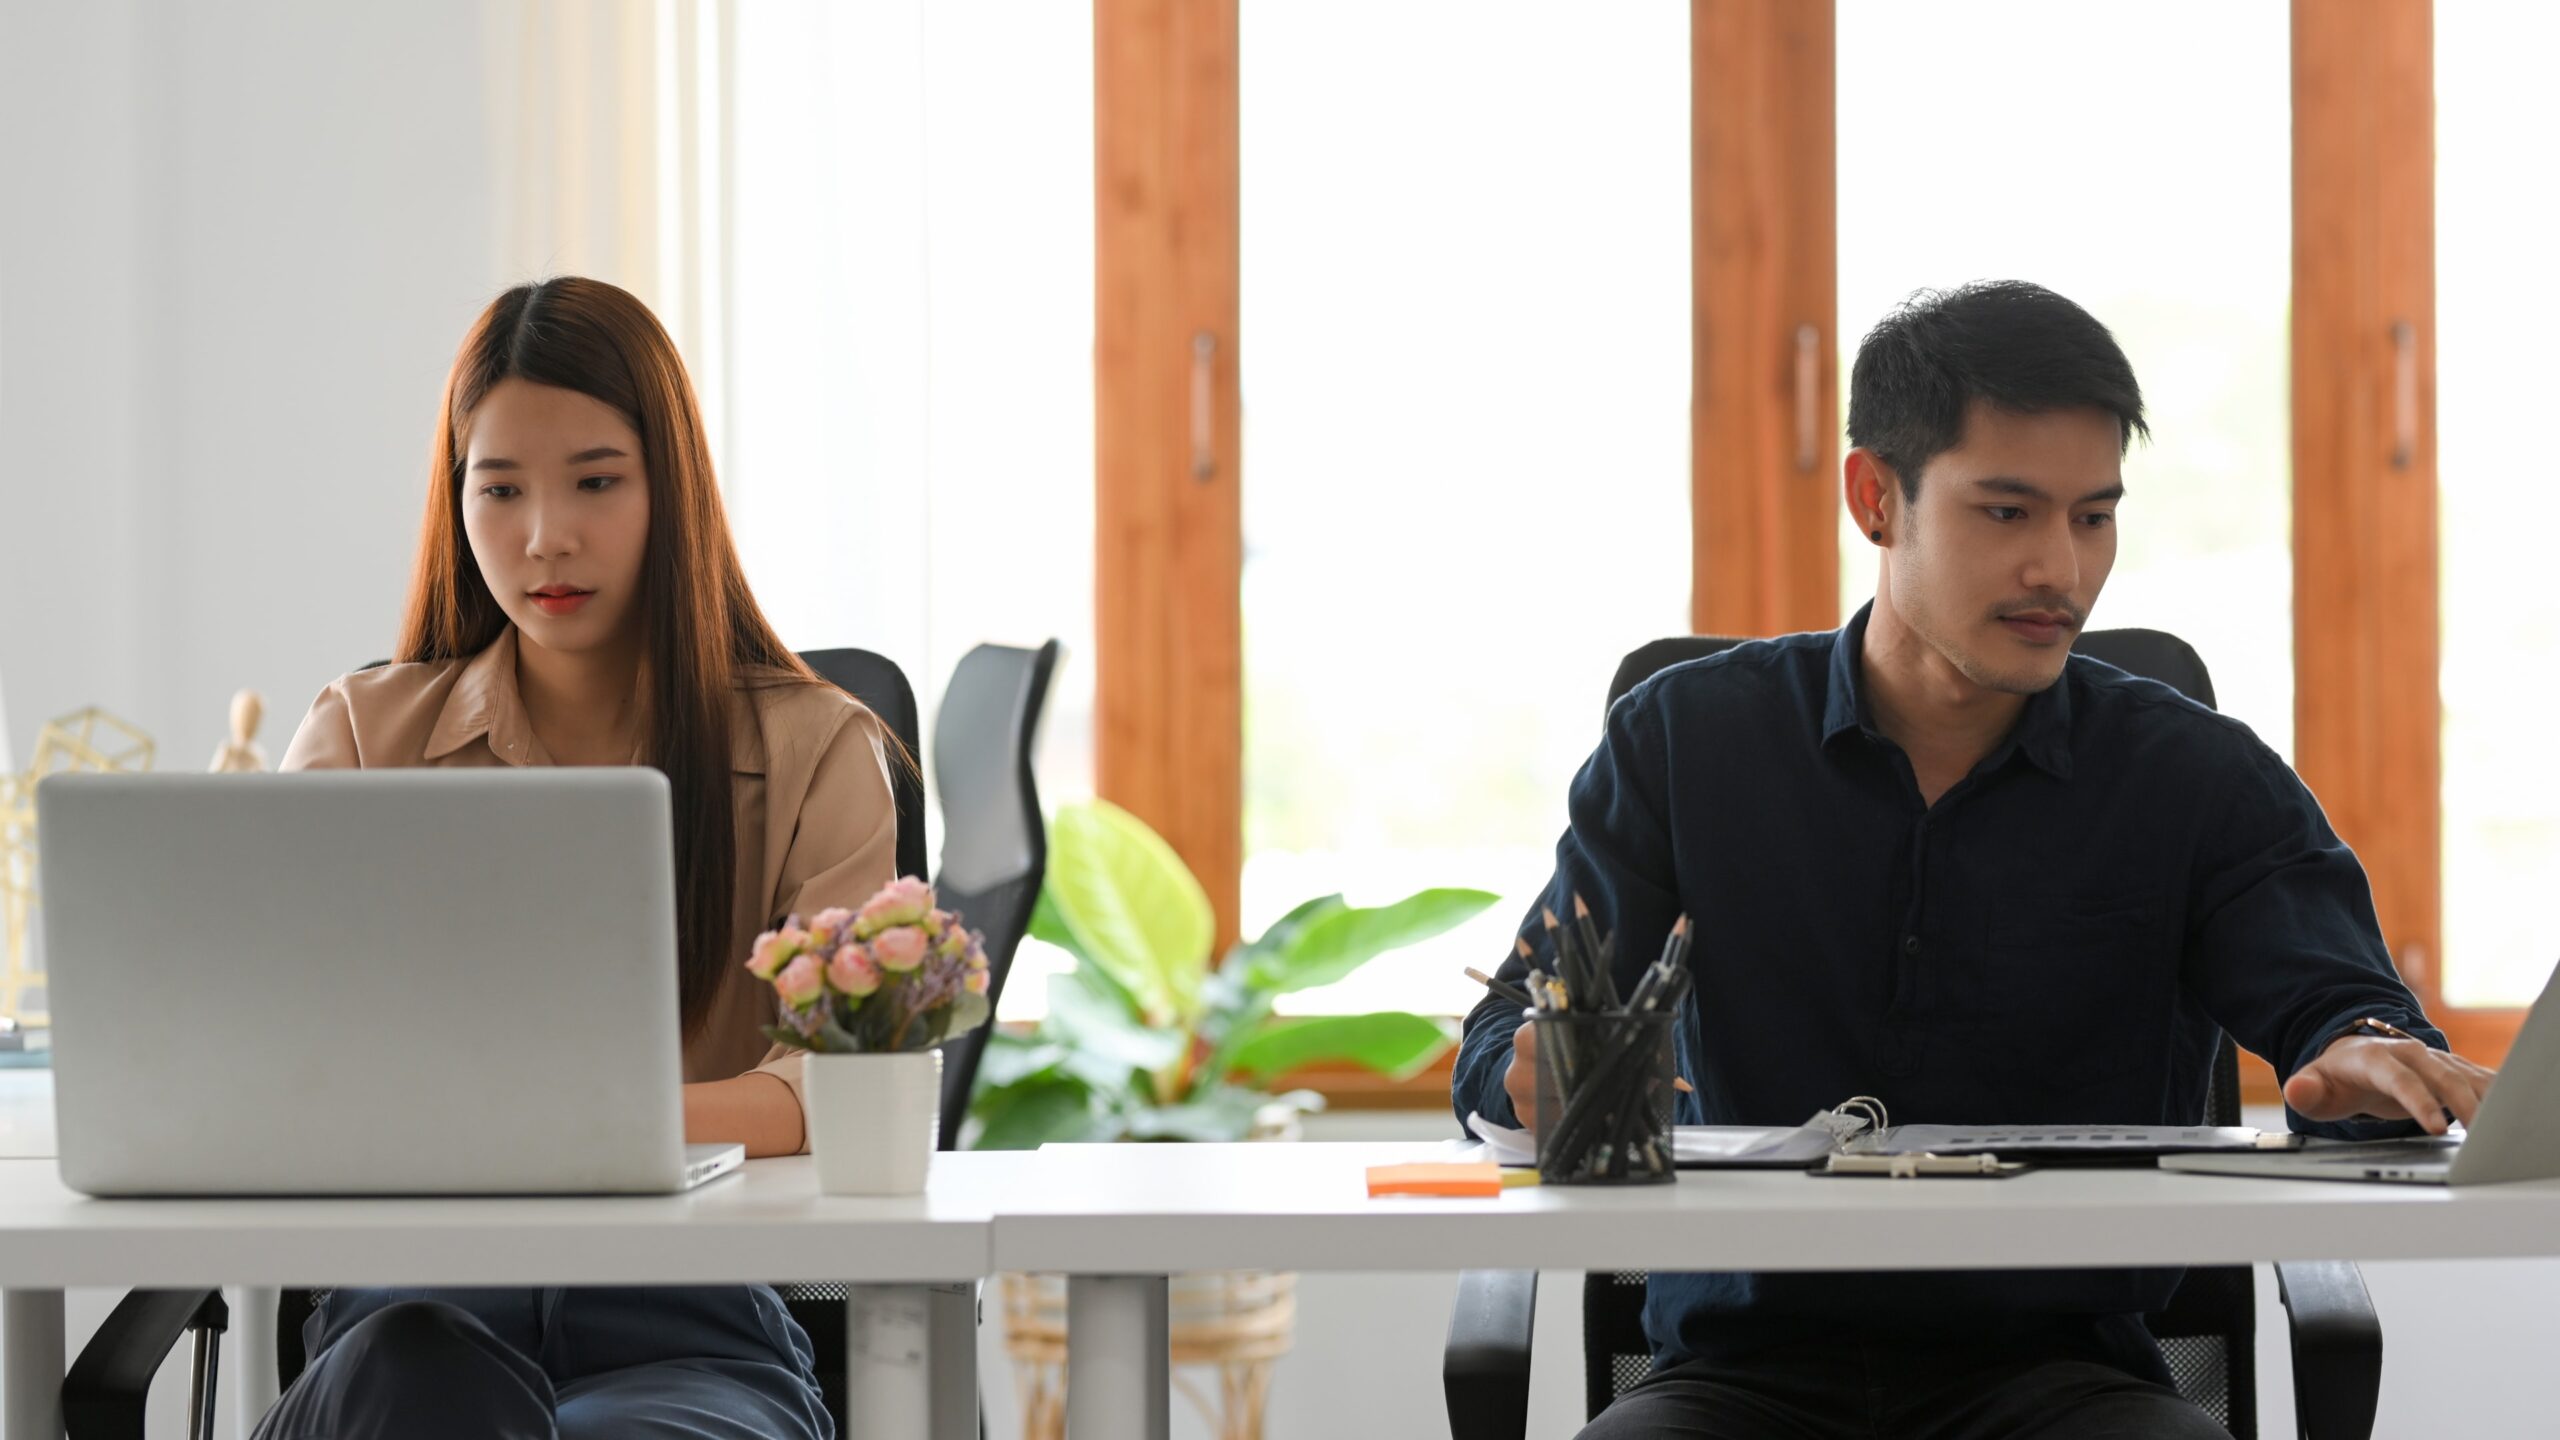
[1464,966,1536,1010]
[1543,905,1586,1008]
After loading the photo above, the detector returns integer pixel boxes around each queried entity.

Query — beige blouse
[279,627,899,1154]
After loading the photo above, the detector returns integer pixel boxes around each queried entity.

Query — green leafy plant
[967,799,1496,1149]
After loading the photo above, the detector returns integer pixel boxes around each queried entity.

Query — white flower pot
[804,1049,941,1196]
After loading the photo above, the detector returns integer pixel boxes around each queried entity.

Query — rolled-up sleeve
[2182,734,2443,1138]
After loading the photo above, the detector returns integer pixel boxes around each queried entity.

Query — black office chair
[927,640,1059,1149]
[66,646,940,1440]
[800,646,931,886]
[1444,629,2383,1440]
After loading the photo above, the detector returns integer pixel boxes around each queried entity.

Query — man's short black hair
[1846,280,2148,499]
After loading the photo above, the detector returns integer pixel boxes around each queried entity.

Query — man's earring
[1868,522,1884,543]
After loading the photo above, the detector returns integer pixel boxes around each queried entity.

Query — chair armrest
[64,1289,226,1440]
[2273,1260,2381,1440]
[1444,1269,1536,1440]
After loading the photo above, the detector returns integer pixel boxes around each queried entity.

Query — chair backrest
[361,648,929,886]
[1601,627,2217,715]
[928,640,1060,1150]
[1582,627,2255,1438]
[796,647,929,885]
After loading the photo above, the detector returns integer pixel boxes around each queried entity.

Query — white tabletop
[991,1140,2560,1276]
[0,1152,1011,1288]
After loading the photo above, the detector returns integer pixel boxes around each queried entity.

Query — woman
[258,277,892,1440]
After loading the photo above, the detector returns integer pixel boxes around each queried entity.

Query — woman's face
[461,378,652,658]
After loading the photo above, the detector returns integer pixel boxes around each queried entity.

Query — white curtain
[480,0,737,478]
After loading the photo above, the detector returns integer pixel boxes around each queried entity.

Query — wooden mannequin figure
[210,689,269,773]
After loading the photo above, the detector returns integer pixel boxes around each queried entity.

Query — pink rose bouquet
[750,876,995,1053]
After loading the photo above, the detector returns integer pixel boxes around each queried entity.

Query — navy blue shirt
[1452,605,2441,1378]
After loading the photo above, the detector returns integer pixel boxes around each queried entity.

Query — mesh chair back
[1583,628,2253,1437]
[928,640,1059,1149]
[797,647,929,885]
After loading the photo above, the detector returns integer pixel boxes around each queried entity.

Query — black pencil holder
[1533,1011,1676,1185]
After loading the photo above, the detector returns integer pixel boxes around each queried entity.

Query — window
[1237,1,1692,1015]
[2436,3,2560,1007]
[1835,0,2295,759]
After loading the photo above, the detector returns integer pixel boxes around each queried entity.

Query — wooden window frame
[1692,0,1839,638]
[2293,0,2524,1070]
[1093,0,1244,954]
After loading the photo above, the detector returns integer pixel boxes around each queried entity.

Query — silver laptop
[2161,960,2560,1187]
[38,770,744,1196]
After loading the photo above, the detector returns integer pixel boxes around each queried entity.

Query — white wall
[1,0,154,766]
[1,0,498,777]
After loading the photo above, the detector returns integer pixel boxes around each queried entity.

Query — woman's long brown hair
[398,277,817,1040]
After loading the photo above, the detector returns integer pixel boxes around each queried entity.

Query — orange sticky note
[1366,1161,1503,1198]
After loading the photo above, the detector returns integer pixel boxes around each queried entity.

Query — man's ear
[1844,448,1897,542]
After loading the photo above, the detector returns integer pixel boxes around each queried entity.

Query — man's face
[1889,400,2125,695]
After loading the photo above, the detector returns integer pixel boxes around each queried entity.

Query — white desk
[1002,1140,2560,1439]
[0,1068,1022,1440]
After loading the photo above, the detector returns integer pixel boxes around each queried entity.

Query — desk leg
[2,1289,63,1440]
[847,1285,937,1438]
[232,1286,280,1431]
[1066,1275,1167,1440]
[926,1282,978,1440]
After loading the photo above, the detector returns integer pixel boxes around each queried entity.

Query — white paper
[1673,1126,1835,1164]
[1465,1110,1538,1165]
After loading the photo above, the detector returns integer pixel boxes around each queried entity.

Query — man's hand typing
[2283,1033,2498,1135]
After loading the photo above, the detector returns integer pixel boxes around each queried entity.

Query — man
[1452,280,2500,1439]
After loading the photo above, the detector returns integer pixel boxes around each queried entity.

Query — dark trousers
[1577,1333,2230,1440]
[250,1287,832,1440]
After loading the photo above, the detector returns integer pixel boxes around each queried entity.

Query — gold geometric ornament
[2,707,156,1026]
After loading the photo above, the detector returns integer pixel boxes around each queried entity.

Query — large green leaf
[970,1074,1106,1150]
[1249,888,1499,995]
[1237,893,1348,966]
[1044,965,1185,1077]
[1192,985,1275,1095]
[1039,801,1214,1024]
[1222,1011,1457,1084]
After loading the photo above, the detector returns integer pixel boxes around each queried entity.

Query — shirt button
[1902,935,1921,956]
